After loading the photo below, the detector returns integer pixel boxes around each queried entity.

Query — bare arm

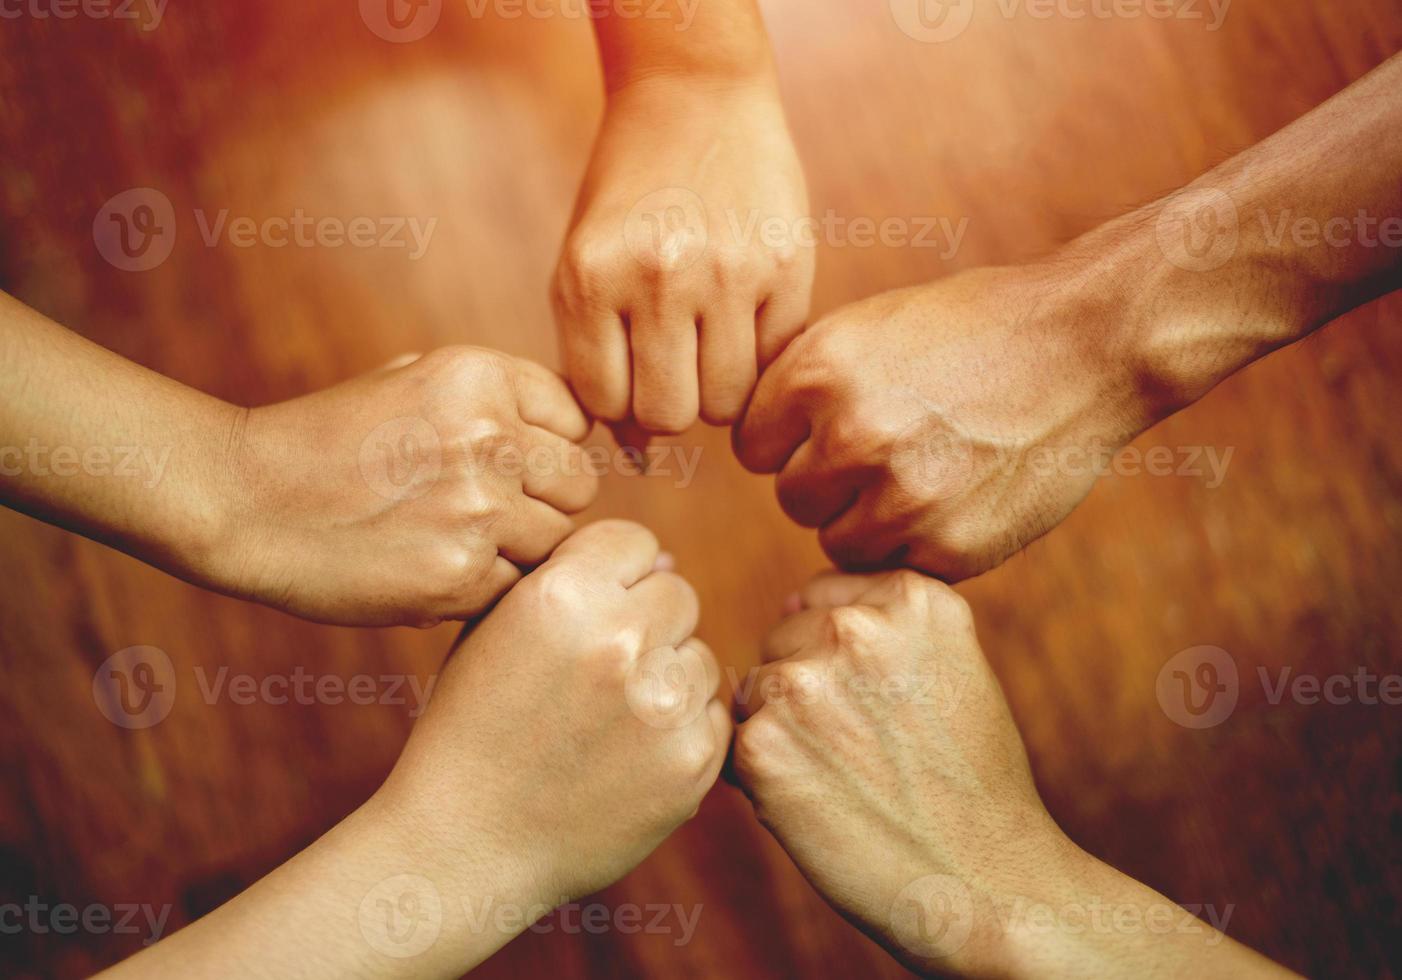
[735,52,1402,580]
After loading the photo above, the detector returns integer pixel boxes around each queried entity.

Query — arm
[735,52,1402,579]
[732,570,1294,978]
[0,292,598,626]
[100,520,730,978]
[553,0,813,438]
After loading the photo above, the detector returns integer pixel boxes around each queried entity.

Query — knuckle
[424,346,512,392]
[822,605,882,654]
[454,485,502,525]
[559,237,619,302]
[524,563,591,620]
[710,245,753,283]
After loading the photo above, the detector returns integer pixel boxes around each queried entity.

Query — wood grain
[1,1,1400,976]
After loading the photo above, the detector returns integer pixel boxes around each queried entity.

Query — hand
[382,520,732,907]
[735,264,1153,580]
[553,75,813,434]
[732,571,1290,979]
[219,347,599,627]
[732,569,1068,975]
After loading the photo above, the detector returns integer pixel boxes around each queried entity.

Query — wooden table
[1,1,1400,975]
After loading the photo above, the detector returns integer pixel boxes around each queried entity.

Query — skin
[553,0,813,437]
[736,52,1402,580]
[733,569,1296,979]
[0,297,598,626]
[99,520,732,979]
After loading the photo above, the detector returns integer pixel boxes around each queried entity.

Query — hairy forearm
[1063,52,1402,425]
[0,291,241,579]
[590,0,775,93]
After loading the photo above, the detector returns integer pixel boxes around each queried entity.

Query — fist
[736,267,1147,580]
[223,347,598,627]
[732,569,1068,975]
[553,77,813,434]
[386,520,732,903]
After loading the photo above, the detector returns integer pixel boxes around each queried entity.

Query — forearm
[590,0,775,93]
[1063,52,1402,425]
[990,851,1295,979]
[98,793,547,979]
[0,291,242,579]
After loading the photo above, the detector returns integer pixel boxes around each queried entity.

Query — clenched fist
[385,520,732,907]
[553,75,813,434]
[732,570,1288,978]
[219,347,598,627]
[735,265,1156,581]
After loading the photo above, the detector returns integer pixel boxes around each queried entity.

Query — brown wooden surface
[3,1,1402,977]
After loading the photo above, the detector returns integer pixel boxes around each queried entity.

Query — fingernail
[783,592,802,615]
[654,551,676,573]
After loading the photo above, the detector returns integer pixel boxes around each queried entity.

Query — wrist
[1052,181,1317,429]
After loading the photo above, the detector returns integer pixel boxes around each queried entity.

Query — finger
[547,519,660,587]
[698,300,759,426]
[496,496,575,568]
[626,570,700,652]
[696,698,733,789]
[799,570,885,610]
[735,660,788,722]
[449,555,522,621]
[774,438,867,528]
[520,426,598,513]
[512,358,592,442]
[760,608,830,664]
[754,273,812,369]
[378,351,423,373]
[818,485,910,571]
[631,309,699,434]
[685,636,724,704]
[559,307,631,424]
[734,343,812,474]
